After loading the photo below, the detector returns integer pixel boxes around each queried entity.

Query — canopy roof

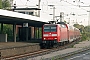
[0,9,49,27]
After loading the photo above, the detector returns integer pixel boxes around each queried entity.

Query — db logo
[48,34,52,36]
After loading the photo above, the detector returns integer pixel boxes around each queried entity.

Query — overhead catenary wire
[40,0,87,13]
[25,0,31,6]
[40,0,86,20]
[16,0,37,8]
[19,0,25,6]
[62,0,87,11]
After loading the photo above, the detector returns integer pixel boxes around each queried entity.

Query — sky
[13,0,90,26]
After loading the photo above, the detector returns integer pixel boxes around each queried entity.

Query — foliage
[2,0,11,9]
[64,20,67,23]
[39,28,42,38]
[73,24,90,41]
[0,0,12,9]
[36,28,42,38]
[0,0,13,41]
[0,24,13,41]
[73,24,84,32]
[0,0,2,9]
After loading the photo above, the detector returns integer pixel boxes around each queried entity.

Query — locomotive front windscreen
[44,25,57,32]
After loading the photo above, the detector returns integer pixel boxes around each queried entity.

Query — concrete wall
[0,44,40,57]
[0,34,7,42]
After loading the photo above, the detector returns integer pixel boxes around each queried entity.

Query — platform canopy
[0,9,49,27]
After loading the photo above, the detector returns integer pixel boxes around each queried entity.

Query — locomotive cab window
[44,25,57,32]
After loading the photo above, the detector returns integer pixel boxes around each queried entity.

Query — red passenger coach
[74,27,81,39]
[67,25,75,42]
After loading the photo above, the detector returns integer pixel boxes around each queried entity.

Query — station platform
[0,42,40,58]
[0,42,39,49]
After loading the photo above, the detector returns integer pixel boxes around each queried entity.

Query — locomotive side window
[44,25,57,32]
[60,24,66,28]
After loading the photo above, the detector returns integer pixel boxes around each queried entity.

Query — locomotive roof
[44,22,67,26]
[57,22,66,25]
[44,24,58,25]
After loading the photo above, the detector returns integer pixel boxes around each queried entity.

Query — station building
[0,8,48,42]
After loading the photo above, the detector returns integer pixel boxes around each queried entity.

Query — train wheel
[40,43,43,49]
[60,42,63,46]
[67,40,69,44]
[53,44,57,48]
[65,41,69,44]
[63,42,66,45]
[40,43,45,49]
[45,44,50,49]
[62,42,64,46]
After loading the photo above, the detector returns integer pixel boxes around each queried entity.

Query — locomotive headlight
[44,38,46,40]
[52,34,57,36]
[54,38,57,39]
[43,34,48,36]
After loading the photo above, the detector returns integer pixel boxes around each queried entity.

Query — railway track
[2,39,80,60]
[58,44,90,60]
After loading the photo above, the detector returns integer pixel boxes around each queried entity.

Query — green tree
[2,0,11,9]
[73,24,90,41]
[0,0,2,9]
[73,24,83,29]
[0,0,13,41]
[73,24,84,33]
[0,24,13,41]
